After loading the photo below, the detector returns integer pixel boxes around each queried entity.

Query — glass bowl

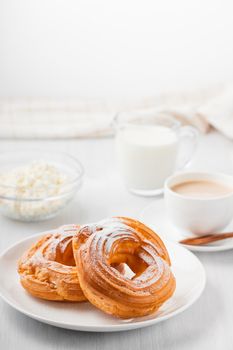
[0,150,84,222]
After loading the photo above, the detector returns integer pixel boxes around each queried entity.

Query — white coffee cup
[164,172,233,235]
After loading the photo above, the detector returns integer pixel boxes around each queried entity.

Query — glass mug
[114,111,198,196]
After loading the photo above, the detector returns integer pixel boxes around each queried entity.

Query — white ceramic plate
[140,198,233,252]
[0,232,205,332]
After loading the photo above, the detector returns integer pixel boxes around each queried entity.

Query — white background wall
[0,0,233,99]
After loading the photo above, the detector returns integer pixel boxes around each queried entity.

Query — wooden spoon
[179,232,233,246]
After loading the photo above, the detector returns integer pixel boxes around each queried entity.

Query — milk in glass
[115,125,178,193]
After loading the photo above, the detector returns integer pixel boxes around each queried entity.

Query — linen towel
[0,85,232,139]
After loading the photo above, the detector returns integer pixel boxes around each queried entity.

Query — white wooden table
[0,131,233,350]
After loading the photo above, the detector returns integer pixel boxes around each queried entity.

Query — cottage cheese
[0,161,69,221]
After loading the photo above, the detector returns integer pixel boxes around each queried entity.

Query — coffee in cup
[165,172,233,235]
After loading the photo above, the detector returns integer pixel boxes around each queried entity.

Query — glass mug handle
[176,126,199,170]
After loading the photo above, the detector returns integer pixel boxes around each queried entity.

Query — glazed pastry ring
[73,217,176,318]
[18,225,86,301]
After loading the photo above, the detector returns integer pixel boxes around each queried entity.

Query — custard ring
[18,224,86,301]
[73,217,176,318]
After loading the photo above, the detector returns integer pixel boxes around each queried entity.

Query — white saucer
[0,232,205,332]
[140,198,233,252]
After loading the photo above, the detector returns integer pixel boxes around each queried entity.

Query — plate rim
[0,231,206,332]
[140,199,233,253]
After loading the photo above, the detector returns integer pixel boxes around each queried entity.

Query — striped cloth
[0,85,232,139]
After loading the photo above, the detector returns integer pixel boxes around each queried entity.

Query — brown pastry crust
[73,217,176,318]
[18,224,86,301]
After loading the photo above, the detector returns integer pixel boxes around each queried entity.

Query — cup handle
[176,126,199,170]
